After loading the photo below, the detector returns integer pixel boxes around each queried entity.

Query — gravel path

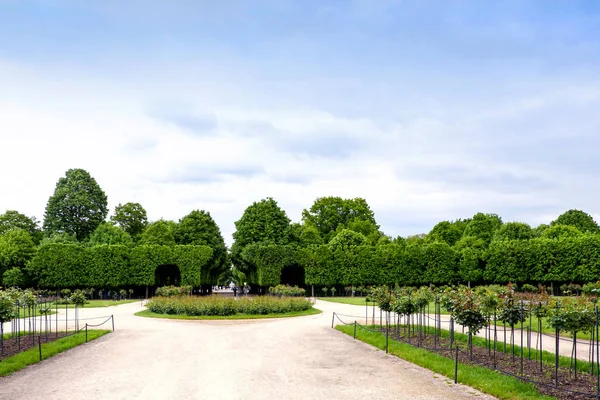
[0,300,494,400]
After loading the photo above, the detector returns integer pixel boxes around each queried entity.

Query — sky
[1,0,600,245]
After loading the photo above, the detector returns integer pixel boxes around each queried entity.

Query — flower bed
[146,295,313,316]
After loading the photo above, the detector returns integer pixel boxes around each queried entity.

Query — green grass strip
[135,307,322,320]
[318,297,376,306]
[0,330,111,377]
[55,299,137,308]
[337,325,555,400]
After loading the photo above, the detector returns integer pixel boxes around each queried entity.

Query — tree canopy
[551,209,600,233]
[43,168,108,241]
[139,220,177,246]
[110,202,148,240]
[0,210,42,244]
[88,222,134,246]
[302,197,378,242]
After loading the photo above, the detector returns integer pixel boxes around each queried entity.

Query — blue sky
[1,1,600,243]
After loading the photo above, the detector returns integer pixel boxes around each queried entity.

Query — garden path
[0,299,493,400]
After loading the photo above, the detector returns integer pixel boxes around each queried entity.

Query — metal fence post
[85,324,88,343]
[111,315,115,332]
[454,345,459,384]
[353,321,357,339]
[38,336,42,361]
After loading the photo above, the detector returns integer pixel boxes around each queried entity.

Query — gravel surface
[0,300,494,400]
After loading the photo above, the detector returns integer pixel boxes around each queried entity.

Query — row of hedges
[146,295,313,316]
[291,234,600,287]
[27,244,213,288]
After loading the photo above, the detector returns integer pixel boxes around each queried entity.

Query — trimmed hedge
[28,244,212,288]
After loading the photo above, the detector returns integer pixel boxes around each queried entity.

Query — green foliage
[541,224,583,239]
[69,290,88,306]
[428,221,463,246]
[0,291,17,324]
[87,222,134,246]
[146,295,312,316]
[552,209,600,234]
[450,286,487,335]
[40,232,78,244]
[493,222,533,241]
[302,197,377,243]
[0,210,42,244]
[0,228,36,278]
[28,243,84,288]
[299,223,323,246]
[2,267,25,288]
[110,202,148,240]
[268,284,306,297]
[241,243,294,286]
[28,243,212,288]
[463,212,503,245]
[175,210,227,284]
[233,197,291,248]
[155,285,192,297]
[139,220,177,246]
[328,228,370,250]
[43,168,108,241]
[547,298,596,335]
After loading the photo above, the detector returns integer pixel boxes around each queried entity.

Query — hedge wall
[28,243,212,288]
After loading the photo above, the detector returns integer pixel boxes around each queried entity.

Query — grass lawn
[318,297,451,315]
[318,297,375,306]
[56,299,137,308]
[336,325,554,400]
[0,330,111,377]
[135,307,322,320]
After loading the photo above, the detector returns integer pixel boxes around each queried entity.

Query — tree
[541,224,583,240]
[88,222,134,246]
[551,209,600,233]
[175,210,228,284]
[2,267,25,287]
[43,168,108,241]
[302,197,378,242]
[139,220,177,246]
[110,202,148,240]
[40,232,78,245]
[0,229,36,278]
[493,222,533,241]
[463,213,503,245]
[0,210,42,244]
[328,229,370,252]
[233,198,291,248]
[428,221,463,246]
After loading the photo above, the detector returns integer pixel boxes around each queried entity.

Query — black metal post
[38,335,42,361]
[353,321,357,339]
[454,345,459,384]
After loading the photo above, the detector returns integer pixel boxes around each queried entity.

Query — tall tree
[302,197,378,242]
[232,198,291,248]
[551,209,600,233]
[231,198,291,280]
[0,210,42,244]
[43,168,108,241]
[110,202,148,240]
[175,210,228,283]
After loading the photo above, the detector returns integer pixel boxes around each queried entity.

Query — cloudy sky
[1,1,600,244]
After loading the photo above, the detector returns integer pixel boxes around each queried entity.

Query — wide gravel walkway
[0,299,494,400]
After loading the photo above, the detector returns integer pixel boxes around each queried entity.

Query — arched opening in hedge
[280,264,305,287]
[155,264,181,287]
